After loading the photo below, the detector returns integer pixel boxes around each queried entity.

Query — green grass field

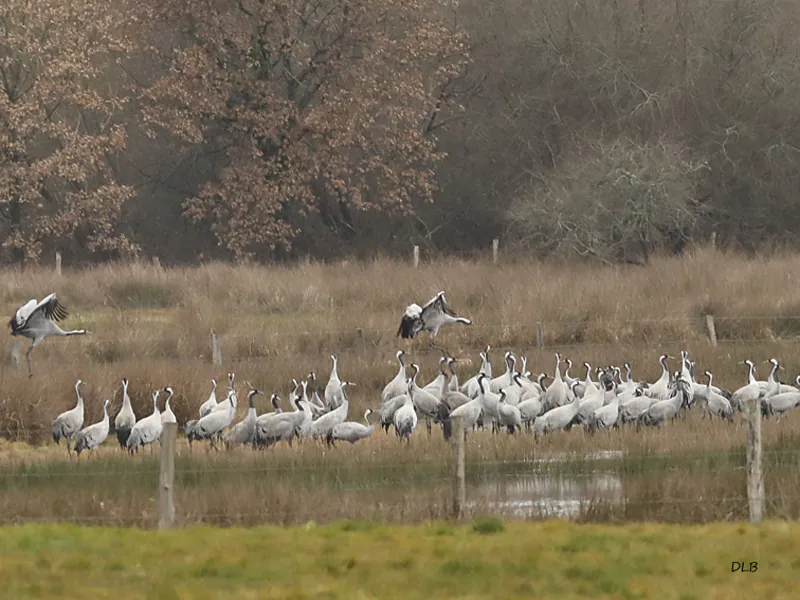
[1,521,797,599]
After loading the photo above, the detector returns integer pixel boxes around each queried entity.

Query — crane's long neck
[748,363,757,385]
[75,388,84,410]
[553,356,563,383]
[122,391,131,410]
[102,403,109,423]
[331,357,339,379]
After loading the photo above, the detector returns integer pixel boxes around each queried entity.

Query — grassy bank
[3,248,800,439]
[0,521,798,599]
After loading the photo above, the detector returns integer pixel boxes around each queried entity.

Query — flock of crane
[50,347,800,457]
[11,289,800,456]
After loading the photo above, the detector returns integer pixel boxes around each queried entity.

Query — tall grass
[1,248,800,526]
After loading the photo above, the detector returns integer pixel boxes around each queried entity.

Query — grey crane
[224,389,262,447]
[408,364,441,435]
[490,352,515,393]
[193,389,237,448]
[198,378,218,418]
[161,387,177,424]
[585,382,620,433]
[9,293,87,377]
[255,396,309,448]
[305,376,326,418]
[325,355,347,409]
[393,378,418,441]
[114,378,136,448]
[211,372,237,414]
[646,355,672,401]
[763,376,800,420]
[396,291,472,353]
[702,371,733,422]
[533,381,581,436]
[382,350,408,403]
[126,390,163,453]
[74,399,111,457]
[461,345,493,398]
[328,409,375,446]
[445,374,489,439]
[730,360,760,413]
[52,379,86,455]
[542,353,568,410]
[497,390,522,434]
[310,382,351,439]
[641,378,689,427]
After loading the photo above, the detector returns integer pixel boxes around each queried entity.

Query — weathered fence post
[536,322,544,349]
[356,328,366,360]
[413,245,420,268]
[10,341,20,368]
[705,314,718,348]
[451,416,466,519]
[746,396,764,523]
[492,238,499,264]
[211,331,222,365]
[152,256,162,270]
[55,252,62,276]
[158,422,177,529]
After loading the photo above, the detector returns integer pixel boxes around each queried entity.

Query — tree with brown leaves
[0,0,139,263]
[142,0,468,258]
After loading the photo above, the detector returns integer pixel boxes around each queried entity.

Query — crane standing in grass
[9,293,88,377]
[52,380,87,456]
[75,400,111,457]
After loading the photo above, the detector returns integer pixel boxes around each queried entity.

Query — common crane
[328,409,375,446]
[763,376,800,420]
[161,387,177,424]
[9,293,87,376]
[210,372,236,414]
[74,399,111,457]
[397,291,472,353]
[198,379,218,418]
[381,350,408,403]
[193,389,237,449]
[393,378,418,442]
[52,379,86,455]
[224,389,262,447]
[114,378,136,448]
[325,355,347,410]
[703,371,734,422]
[310,382,351,439]
[126,390,163,453]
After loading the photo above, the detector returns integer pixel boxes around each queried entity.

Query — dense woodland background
[2,0,799,266]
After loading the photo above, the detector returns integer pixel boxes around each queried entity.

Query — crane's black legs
[26,344,34,378]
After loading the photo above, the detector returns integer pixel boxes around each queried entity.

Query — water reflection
[471,471,623,518]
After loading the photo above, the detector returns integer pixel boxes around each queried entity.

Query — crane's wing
[422,291,457,320]
[10,299,38,332]
[34,293,69,323]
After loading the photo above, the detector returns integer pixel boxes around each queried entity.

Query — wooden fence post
[413,245,420,268]
[492,238,499,264]
[55,252,62,276]
[152,256,162,270]
[211,331,222,365]
[158,422,177,530]
[705,315,718,348]
[451,416,466,519]
[746,396,764,523]
[356,328,366,360]
[536,322,544,349]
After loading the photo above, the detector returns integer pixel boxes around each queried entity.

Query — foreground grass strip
[0,521,798,599]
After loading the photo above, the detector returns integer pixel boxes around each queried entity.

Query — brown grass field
[1,247,800,526]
